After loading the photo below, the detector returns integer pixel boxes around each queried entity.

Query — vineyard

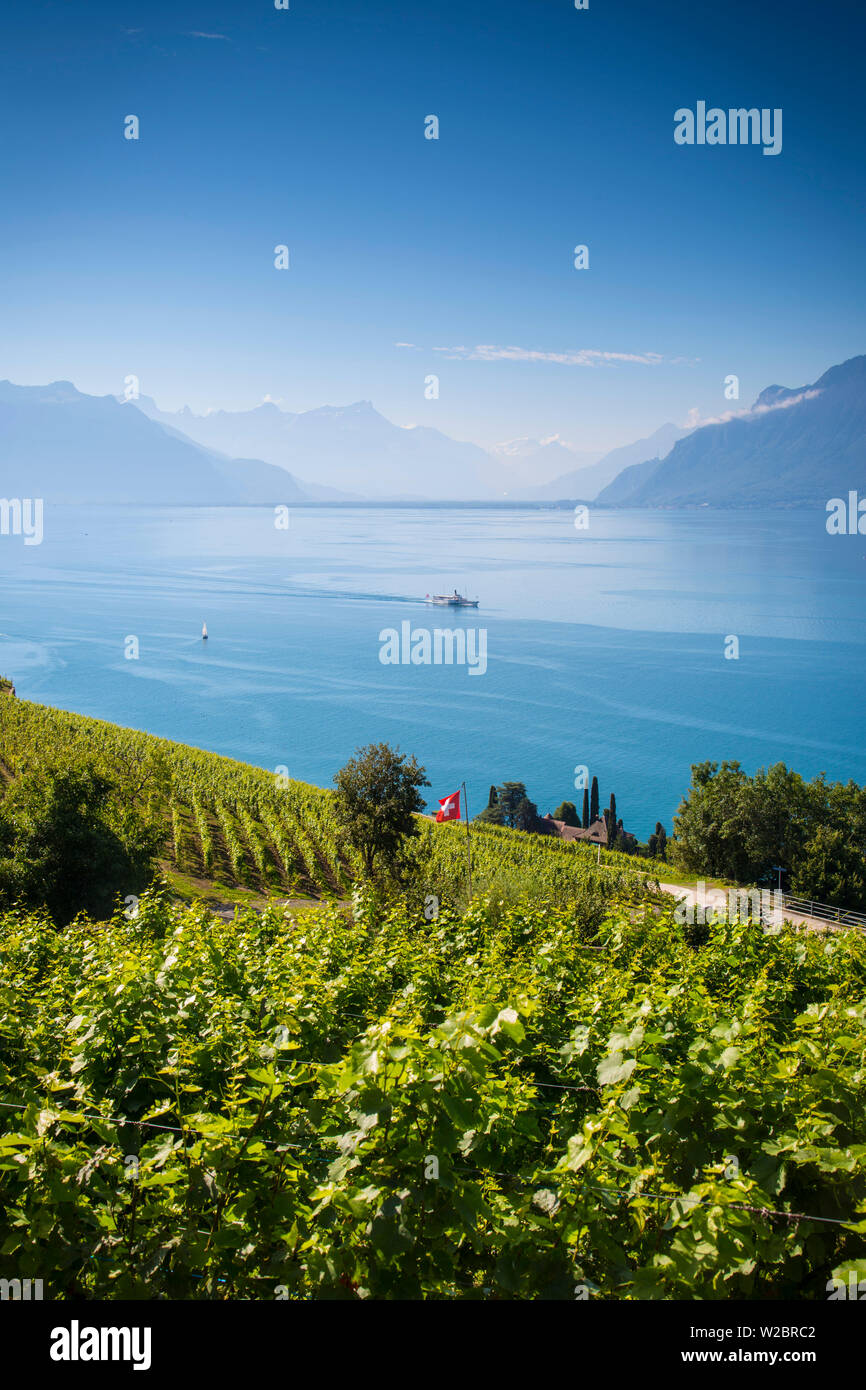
[0,889,864,1298]
[0,699,655,910]
[1,699,864,1300]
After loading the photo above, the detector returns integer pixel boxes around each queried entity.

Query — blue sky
[1,0,864,452]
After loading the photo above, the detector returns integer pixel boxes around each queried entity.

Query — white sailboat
[202,622,208,641]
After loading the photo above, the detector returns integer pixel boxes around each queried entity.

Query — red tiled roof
[544,815,609,844]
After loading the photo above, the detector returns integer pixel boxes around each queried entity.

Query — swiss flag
[436,790,461,822]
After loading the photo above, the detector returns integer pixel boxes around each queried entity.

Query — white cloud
[685,388,821,429]
[427,344,673,367]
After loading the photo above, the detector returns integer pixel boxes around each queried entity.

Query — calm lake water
[1,504,865,838]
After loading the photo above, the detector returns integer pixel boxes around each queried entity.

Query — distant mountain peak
[306,399,376,416]
[0,378,312,505]
[752,355,866,411]
[813,354,866,390]
[124,385,494,499]
[752,382,801,409]
[491,434,578,459]
[0,378,84,405]
[521,421,690,501]
[596,353,866,509]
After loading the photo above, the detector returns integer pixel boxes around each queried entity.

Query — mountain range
[488,436,602,493]
[519,423,692,501]
[0,381,310,506]
[132,397,688,503]
[1,354,862,508]
[596,356,866,507]
[132,394,496,501]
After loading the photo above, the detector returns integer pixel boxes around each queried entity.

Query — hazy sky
[1,0,864,452]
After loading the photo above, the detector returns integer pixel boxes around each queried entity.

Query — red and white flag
[436,790,461,822]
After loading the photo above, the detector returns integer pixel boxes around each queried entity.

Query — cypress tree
[488,785,498,808]
[609,792,616,827]
[581,787,590,829]
[590,776,599,825]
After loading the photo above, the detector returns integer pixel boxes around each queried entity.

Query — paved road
[658,881,835,932]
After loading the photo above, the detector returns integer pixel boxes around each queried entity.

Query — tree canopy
[673,760,866,909]
[333,742,430,880]
[476,781,540,833]
[0,764,159,925]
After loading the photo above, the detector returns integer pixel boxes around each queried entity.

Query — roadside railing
[778,893,866,930]
[658,878,866,932]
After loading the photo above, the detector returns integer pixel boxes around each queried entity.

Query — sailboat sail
[202,622,208,639]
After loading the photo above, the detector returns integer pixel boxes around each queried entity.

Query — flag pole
[461,780,473,899]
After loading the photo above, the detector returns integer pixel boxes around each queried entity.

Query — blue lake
[1,504,865,839]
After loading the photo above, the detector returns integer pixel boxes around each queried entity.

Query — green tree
[790,826,866,910]
[477,781,540,833]
[333,742,429,880]
[500,782,541,832]
[553,800,579,827]
[648,821,668,861]
[673,760,839,890]
[738,764,816,876]
[581,787,590,829]
[590,776,599,825]
[488,785,498,809]
[0,765,159,926]
[672,761,753,879]
[827,779,866,860]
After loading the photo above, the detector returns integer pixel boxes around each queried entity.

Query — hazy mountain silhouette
[597,356,866,507]
[6,360,860,510]
[522,423,691,501]
[0,381,310,504]
[133,395,497,500]
[487,437,602,493]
